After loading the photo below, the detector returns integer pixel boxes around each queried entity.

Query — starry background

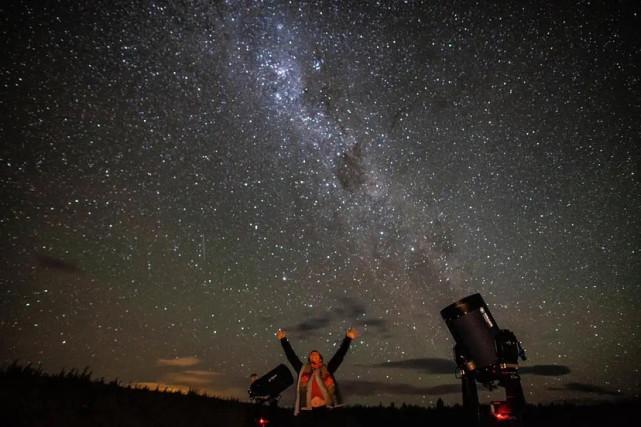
[1,0,640,407]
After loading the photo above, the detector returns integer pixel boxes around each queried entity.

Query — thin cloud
[355,318,389,334]
[369,358,571,377]
[289,316,332,333]
[157,356,201,367]
[335,297,367,318]
[548,382,622,396]
[35,253,81,273]
[163,370,220,386]
[287,299,388,336]
[133,371,247,399]
[368,358,456,374]
[520,365,571,376]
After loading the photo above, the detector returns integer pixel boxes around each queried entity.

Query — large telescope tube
[440,293,500,371]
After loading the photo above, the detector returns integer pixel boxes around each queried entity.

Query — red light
[495,411,510,421]
[257,417,270,426]
[491,401,513,422]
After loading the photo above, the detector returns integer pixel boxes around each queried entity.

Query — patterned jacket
[279,336,352,415]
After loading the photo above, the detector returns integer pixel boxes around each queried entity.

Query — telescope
[248,363,293,405]
[441,294,526,425]
[248,364,294,427]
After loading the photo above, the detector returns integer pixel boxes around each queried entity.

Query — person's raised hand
[276,329,287,340]
[346,327,359,340]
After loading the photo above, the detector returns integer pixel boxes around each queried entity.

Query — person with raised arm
[275,327,359,416]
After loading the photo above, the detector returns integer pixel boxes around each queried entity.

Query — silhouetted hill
[1,363,636,426]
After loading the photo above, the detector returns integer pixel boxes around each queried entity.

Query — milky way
[2,1,640,406]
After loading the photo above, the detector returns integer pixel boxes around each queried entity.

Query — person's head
[250,373,258,383]
[308,350,324,366]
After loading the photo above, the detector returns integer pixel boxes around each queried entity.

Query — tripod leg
[505,374,526,416]
[462,375,480,427]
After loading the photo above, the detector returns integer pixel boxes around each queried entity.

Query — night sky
[2,1,640,407]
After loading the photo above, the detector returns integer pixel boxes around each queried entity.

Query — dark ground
[1,363,636,427]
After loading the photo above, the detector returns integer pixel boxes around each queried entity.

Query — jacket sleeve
[280,338,303,373]
[327,336,352,374]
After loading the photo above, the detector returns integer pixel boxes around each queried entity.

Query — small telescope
[441,294,526,425]
[248,363,293,406]
[248,364,294,427]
